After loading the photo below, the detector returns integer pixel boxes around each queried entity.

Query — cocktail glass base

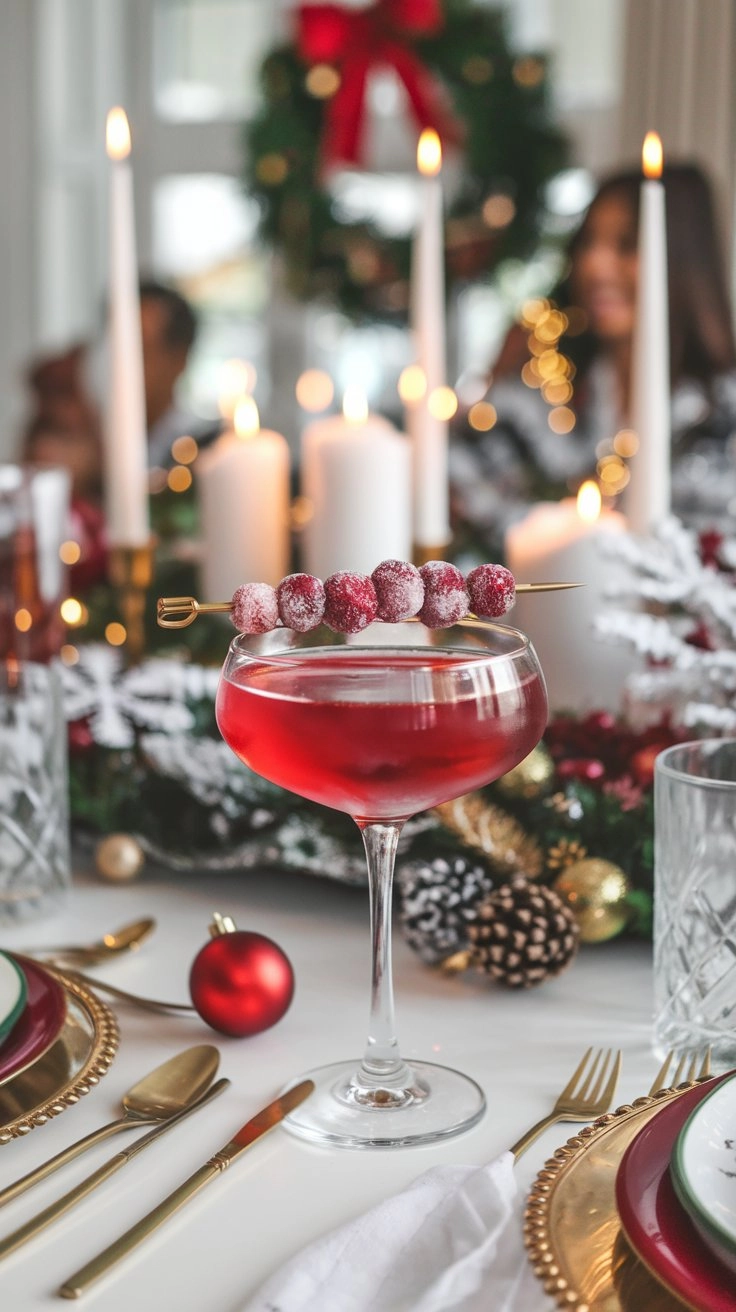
[282,1058,486,1149]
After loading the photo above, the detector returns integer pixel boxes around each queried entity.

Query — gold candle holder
[108,540,155,665]
[412,542,453,567]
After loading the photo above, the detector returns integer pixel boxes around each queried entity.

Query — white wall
[503,0,626,174]
[0,1,37,459]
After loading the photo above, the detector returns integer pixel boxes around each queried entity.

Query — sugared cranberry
[231,583,279,634]
[277,573,326,632]
[466,563,516,619]
[418,561,469,628]
[323,572,378,634]
[371,559,424,622]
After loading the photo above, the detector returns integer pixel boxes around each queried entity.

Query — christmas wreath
[245,0,567,316]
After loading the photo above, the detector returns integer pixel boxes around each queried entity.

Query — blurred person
[451,162,736,548]
[137,279,220,466]
[21,344,103,502]
[21,280,220,489]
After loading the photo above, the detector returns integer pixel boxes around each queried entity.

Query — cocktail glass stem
[354,822,418,1103]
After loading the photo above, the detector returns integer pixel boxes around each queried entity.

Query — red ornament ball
[466,563,516,619]
[189,930,295,1037]
[231,583,279,634]
[630,743,663,788]
[371,558,424,622]
[323,571,378,633]
[418,561,468,627]
[277,572,326,631]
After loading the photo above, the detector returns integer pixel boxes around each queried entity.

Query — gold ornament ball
[496,743,554,800]
[552,858,631,943]
[95,834,145,883]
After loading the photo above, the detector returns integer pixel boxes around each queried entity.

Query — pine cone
[397,855,495,965]
[467,878,579,988]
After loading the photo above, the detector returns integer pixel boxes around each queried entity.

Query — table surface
[0,863,658,1311]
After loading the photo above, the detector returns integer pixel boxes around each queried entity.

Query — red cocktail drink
[217,620,548,1148]
[217,650,547,822]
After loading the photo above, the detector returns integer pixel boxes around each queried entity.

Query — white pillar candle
[301,388,412,579]
[506,483,632,714]
[197,396,291,598]
[626,131,670,535]
[103,108,149,548]
[407,129,450,550]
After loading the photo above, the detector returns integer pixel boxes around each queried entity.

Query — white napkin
[241,1151,548,1312]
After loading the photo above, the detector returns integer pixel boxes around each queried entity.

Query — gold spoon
[61,967,196,1014]
[0,1044,219,1207]
[24,918,156,967]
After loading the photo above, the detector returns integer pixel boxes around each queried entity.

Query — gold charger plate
[523,1082,713,1312]
[0,967,119,1144]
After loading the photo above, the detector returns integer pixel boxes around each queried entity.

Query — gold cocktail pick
[515,582,581,594]
[157,597,233,628]
[157,583,581,630]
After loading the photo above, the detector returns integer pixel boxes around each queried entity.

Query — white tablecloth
[0,863,656,1311]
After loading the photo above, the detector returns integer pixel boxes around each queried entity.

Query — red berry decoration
[323,571,378,633]
[466,564,516,619]
[189,914,294,1037]
[227,561,520,635]
[418,561,469,628]
[231,583,279,634]
[371,559,424,622]
[68,717,95,754]
[557,757,606,783]
[277,573,326,632]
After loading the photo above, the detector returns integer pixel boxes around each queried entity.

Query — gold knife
[58,1079,314,1300]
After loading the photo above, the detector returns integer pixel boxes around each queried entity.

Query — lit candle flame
[342,387,368,424]
[234,396,260,438]
[417,128,442,178]
[106,107,131,161]
[642,131,663,180]
[577,480,602,524]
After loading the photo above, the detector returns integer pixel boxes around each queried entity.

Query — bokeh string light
[516,297,640,502]
[296,369,335,413]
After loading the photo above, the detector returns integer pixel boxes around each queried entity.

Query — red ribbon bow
[297,0,463,169]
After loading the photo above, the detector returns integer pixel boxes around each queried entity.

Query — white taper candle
[407,129,450,549]
[626,131,670,535]
[104,108,149,548]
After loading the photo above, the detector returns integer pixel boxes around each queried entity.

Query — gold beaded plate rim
[0,967,119,1144]
[524,1080,714,1312]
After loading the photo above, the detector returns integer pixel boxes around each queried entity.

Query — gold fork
[509,1047,622,1160]
[648,1046,712,1096]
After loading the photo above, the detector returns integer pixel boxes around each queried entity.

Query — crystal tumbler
[653,739,736,1066]
[0,662,70,923]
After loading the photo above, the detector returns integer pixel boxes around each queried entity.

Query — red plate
[616,1077,734,1312]
[0,956,67,1087]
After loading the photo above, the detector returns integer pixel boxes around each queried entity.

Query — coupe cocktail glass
[217,619,548,1148]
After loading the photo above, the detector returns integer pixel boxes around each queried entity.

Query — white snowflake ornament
[61,646,203,749]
